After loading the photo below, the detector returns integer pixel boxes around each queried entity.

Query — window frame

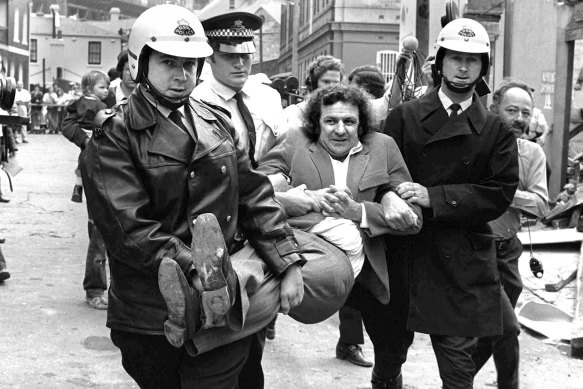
[88,41,101,65]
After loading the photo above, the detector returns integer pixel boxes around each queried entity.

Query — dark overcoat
[384,88,518,337]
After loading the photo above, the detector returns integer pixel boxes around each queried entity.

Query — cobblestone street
[1,134,582,388]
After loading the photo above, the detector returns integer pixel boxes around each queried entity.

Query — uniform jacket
[193,74,284,161]
[258,130,422,304]
[81,85,302,334]
[384,88,519,337]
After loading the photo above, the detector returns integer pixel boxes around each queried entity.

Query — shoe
[0,270,10,282]
[191,213,237,329]
[14,139,20,144]
[336,342,374,367]
[0,194,10,203]
[158,257,199,348]
[71,185,83,203]
[371,371,403,389]
[0,238,5,244]
[22,140,28,143]
[266,315,277,340]
[86,296,108,310]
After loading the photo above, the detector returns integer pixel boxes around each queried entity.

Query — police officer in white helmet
[379,18,519,389]
[81,4,353,388]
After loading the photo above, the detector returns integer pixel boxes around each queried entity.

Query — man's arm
[512,142,549,219]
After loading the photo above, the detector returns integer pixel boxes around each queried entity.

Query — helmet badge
[174,19,195,36]
[231,19,245,32]
[458,26,475,42]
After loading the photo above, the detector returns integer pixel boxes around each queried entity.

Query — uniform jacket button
[226,215,232,222]
[189,171,195,179]
[221,166,227,174]
[451,200,457,206]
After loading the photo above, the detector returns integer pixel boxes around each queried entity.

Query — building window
[229,0,235,10]
[88,41,101,65]
[31,39,37,63]
[377,50,399,83]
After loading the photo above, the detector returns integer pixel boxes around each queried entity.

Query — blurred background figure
[55,87,72,134]
[104,51,136,107]
[348,65,387,131]
[30,84,44,133]
[525,107,550,146]
[14,80,31,143]
[43,85,59,134]
[279,55,344,133]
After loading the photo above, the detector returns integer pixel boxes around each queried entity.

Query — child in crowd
[61,70,110,310]
[61,70,110,203]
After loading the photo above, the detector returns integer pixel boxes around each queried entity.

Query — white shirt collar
[142,88,185,119]
[206,72,251,101]
[438,88,472,114]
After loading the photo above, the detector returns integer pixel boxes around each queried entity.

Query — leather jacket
[81,85,302,334]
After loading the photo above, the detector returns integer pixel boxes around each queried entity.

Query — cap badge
[458,27,476,38]
[174,19,195,36]
[231,19,245,32]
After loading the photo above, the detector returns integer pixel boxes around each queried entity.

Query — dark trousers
[472,236,522,389]
[111,329,264,389]
[83,213,108,298]
[431,335,478,389]
[351,255,478,389]
[345,258,413,380]
[338,305,364,345]
[236,328,266,389]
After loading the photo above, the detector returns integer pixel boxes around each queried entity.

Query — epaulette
[92,102,125,138]
[199,99,232,119]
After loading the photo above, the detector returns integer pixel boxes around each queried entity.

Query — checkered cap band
[205,28,254,39]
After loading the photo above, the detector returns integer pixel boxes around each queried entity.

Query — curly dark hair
[302,84,373,142]
[347,65,386,99]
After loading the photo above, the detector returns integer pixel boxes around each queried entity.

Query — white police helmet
[434,18,490,76]
[127,4,213,82]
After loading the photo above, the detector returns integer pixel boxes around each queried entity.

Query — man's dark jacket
[81,85,302,334]
[384,88,519,337]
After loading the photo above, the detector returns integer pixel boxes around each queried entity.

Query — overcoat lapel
[419,90,488,145]
[419,89,449,136]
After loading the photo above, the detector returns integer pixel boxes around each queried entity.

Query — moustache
[511,120,528,132]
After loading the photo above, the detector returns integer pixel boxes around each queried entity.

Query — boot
[371,371,403,389]
[158,257,200,348]
[191,213,237,329]
[0,193,10,203]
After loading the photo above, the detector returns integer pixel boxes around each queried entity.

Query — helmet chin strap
[441,73,480,94]
[143,79,189,111]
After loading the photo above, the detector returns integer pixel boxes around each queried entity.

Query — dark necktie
[169,110,189,135]
[449,103,462,120]
[233,92,257,167]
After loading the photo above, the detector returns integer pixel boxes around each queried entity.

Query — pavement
[1,134,583,388]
